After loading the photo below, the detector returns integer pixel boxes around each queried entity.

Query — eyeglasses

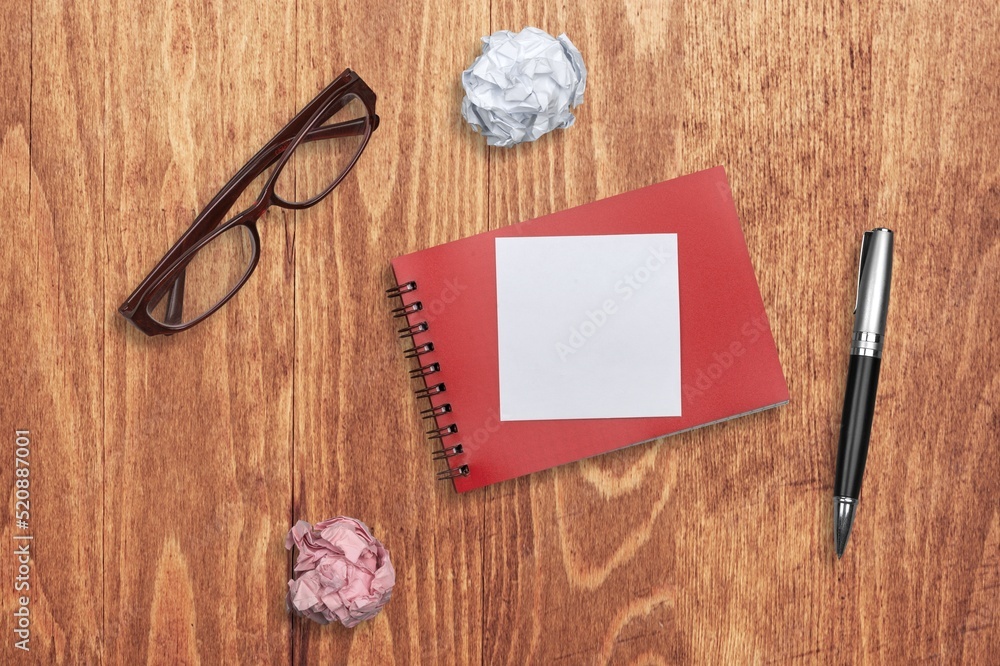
[119,69,379,336]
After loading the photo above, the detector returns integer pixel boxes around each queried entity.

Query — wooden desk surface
[2,1,997,663]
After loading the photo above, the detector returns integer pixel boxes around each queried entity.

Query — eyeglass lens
[146,224,256,326]
[274,93,370,204]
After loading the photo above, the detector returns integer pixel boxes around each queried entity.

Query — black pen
[834,228,894,558]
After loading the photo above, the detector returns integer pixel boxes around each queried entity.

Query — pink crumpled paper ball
[284,517,395,628]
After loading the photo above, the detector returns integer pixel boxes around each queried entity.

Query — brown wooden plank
[0,0,106,662]
[483,0,1000,663]
[862,2,1000,662]
[289,3,489,664]
[102,1,296,663]
[0,0,38,661]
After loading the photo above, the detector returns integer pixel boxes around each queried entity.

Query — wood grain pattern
[103,1,297,664]
[1,0,997,663]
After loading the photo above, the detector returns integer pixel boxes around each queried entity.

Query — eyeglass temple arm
[160,117,372,322]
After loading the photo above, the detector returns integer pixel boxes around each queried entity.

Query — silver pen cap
[851,228,894,357]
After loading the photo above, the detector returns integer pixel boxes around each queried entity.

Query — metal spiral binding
[387,280,470,482]
[437,465,470,480]
[409,362,440,378]
[421,404,451,419]
[385,281,417,297]
[432,444,463,460]
[403,342,434,359]
[427,423,457,439]
[392,302,422,318]
[398,322,428,339]
[414,382,446,399]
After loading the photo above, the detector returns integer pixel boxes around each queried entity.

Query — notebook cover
[390,166,789,492]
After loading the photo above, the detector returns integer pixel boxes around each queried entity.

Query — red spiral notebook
[388,167,788,492]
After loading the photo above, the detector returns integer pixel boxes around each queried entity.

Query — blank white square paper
[495,234,681,421]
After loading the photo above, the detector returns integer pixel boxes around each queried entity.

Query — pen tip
[834,497,858,560]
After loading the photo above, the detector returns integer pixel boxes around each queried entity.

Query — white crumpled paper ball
[461,27,587,147]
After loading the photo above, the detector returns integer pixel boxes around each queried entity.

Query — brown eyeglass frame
[119,69,379,336]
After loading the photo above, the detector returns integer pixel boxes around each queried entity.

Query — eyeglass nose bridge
[244,197,272,222]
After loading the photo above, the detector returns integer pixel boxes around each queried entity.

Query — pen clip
[854,230,873,314]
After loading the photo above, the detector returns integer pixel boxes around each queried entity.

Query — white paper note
[495,234,681,421]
